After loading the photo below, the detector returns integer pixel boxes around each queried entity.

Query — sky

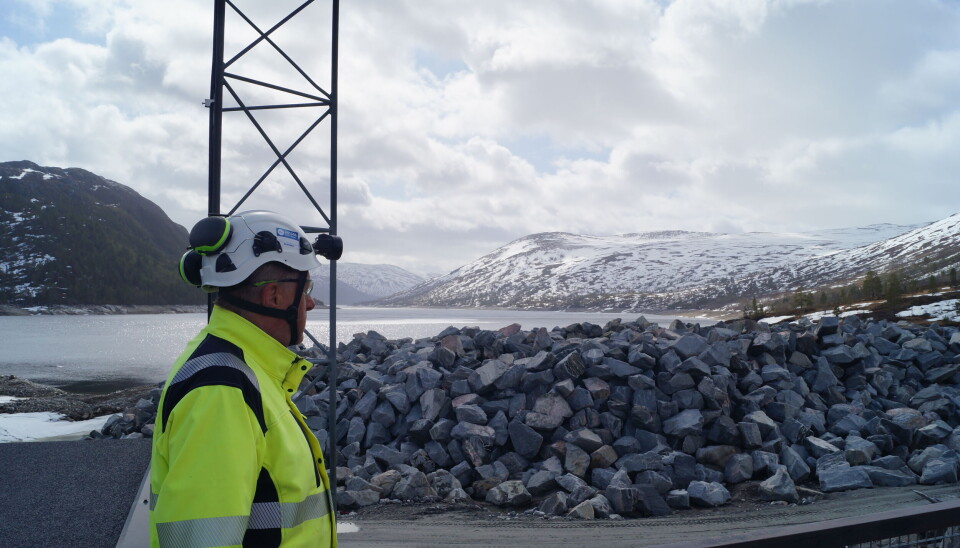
[2,0,959,277]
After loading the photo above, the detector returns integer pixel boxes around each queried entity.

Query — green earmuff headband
[190,216,233,256]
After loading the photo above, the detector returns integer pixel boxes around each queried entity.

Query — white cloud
[1,0,959,276]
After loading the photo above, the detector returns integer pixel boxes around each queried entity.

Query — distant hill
[379,216,960,312]
[313,263,424,305]
[0,161,201,306]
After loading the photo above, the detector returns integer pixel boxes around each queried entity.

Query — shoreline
[360,303,732,321]
[0,302,729,320]
[0,303,331,316]
[0,375,157,421]
[0,304,207,316]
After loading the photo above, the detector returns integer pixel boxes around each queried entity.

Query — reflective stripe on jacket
[150,306,337,547]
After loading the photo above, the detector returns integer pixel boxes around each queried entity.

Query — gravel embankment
[11,311,960,528]
[0,304,205,316]
[0,375,157,421]
[71,313,960,522]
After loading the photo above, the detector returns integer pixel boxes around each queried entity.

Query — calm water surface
[0,307,706,392]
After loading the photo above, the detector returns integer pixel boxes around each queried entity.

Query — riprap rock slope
[97,314,960,518]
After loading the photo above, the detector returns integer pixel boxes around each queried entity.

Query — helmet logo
[276,227,299,246]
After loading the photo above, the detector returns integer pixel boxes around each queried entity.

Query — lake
[0,307,708,393]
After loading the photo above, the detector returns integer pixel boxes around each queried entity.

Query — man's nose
[305,294,316,311]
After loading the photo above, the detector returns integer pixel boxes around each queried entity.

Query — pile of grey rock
[303,315,960,519]
[87,386,161,440]
[92,314,960,520]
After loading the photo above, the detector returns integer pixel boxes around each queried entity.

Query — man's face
[296,277,316,344]
[281,275,315,345]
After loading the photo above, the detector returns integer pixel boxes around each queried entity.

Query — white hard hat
[179,210,322,291]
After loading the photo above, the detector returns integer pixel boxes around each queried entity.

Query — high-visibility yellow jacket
[150,306,337,547]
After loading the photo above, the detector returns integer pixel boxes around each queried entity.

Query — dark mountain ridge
[0,161,201,306]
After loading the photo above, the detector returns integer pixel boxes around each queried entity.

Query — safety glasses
[252,278,314,297]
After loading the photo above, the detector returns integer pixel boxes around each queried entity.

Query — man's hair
[216,262,300,309]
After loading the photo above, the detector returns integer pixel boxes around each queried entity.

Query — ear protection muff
[189,216,233,256]
[179,250,203,287]
[181,216,232,287]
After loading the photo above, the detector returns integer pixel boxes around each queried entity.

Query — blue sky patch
[502,133,610,174]
[414,48,468,80]
[1,2,102,48]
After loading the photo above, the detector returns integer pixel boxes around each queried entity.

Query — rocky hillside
[0,161,201,306]
[379,216,960,312]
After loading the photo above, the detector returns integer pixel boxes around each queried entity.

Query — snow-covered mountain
[379,216,960,311]
[336,263,425,298]
[731,214,960,295]
[313,263,424,305]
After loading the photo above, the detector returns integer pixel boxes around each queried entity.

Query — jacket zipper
[291,410,323,488]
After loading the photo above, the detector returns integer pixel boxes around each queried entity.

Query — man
[150,210,337,547]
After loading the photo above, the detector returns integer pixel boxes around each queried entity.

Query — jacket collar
[207,305,310,392]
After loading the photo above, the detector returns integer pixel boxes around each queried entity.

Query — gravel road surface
[0,439,151,548]
[338,483,960,547]
[2,435,957,548]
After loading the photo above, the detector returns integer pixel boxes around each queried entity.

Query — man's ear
[258,283,284,308]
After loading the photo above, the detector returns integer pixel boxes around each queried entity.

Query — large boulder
[485,480,532,506]
[336,489,381,509]
[818,467,873,493]
[758,466,799,504]
[663,409,704,438]
[392,470,437,500]
[687,481,730,508]
[508,421,543,459]
[468,359,511,393]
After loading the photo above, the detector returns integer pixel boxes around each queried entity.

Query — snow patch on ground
[337,523,359,534]
[13,283,41,297]
[926,291,953,297]
[897,299,960,322]
[761,300,960,326]
[760,308,873,325]
[0,396,24,404]
[758,315,793,324]
[10,168,33,180]
[0,412,113,443]
[805,309,872,321]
